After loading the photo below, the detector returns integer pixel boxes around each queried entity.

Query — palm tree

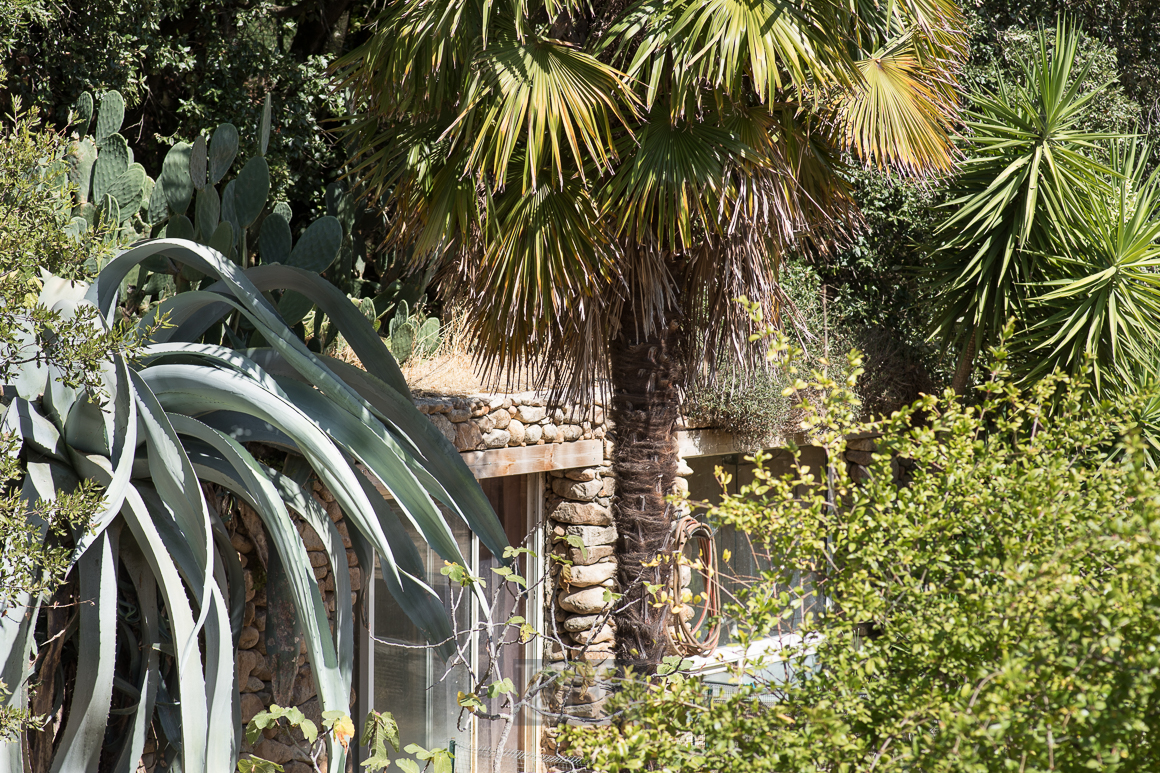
[336,0,966,666]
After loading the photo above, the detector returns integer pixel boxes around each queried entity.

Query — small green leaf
[487,678,514,698]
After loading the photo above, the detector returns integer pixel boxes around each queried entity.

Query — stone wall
[415,392,606,451]
[228,482,363,773]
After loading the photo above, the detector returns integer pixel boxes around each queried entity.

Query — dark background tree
[1,0,371,224]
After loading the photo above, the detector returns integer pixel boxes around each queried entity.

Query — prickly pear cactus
[415,316,441,358]
[66,90,147,234]
[388,312,416,363]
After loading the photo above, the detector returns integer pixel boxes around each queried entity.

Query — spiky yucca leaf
[929,19,1119,361]
[1016,142,1160,393]
[0,238,507,772]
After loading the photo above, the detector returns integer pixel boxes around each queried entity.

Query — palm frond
[832,32,960,175]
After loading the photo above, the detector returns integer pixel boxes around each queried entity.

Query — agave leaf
[49,529,118,773]
[70,470,209,773]
[209,503,248,640]
[137,363,407,584]
[197,409,297,451]
[128,369,214,661]
[147,341,472,580]
[111,537,162,773]
[273,376,468,567]
[170,416,347,772]
[95,243,407,445]
[202,583,238,768]
[315,355,509,561]
[1,397,66,461]
[202,263,410,397]
[264,466,354,688]
[146,363,457,645]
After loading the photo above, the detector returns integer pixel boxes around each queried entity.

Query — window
[683,448,824,654]
[360,474,544,773]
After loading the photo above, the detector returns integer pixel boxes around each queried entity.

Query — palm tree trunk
[951,327,978,395]
[608,299,682,669]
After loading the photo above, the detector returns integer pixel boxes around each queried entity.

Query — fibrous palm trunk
[608,299,682,668]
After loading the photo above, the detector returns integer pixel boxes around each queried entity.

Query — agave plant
[0,239,508,772]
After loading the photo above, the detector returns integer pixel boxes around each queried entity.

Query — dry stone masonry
[414,392,606,451]
[227,482,362,773]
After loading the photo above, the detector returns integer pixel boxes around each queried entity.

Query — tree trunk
[608,300,683,669]
[951,326,978,395]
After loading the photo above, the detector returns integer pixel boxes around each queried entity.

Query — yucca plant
[928,19,1121,392]
[0,238,508,772]
[1016,140,1160,393]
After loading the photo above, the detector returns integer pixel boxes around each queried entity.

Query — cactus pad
[165,214,195,241]
[190,135,208,191]
[416,316,441,357]
[208,221,235,261]
[273,201,293,222]
[389,323,415,363]
[220,179,239,240]
[72,92,94,131]
[160,142,194,216]
[233,155,270,228]
[92,133,129,202]
[259,213,293,264]
[69,138,98,205]
[208,123,239,184]
[194,185,221,243]
[95,91,125,143]
[98,193,121,225]
[147,176,169,224]
[259,93,272,157]
[287,215,342,273]
[107,163,147,220]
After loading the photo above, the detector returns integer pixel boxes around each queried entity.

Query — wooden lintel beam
[461,439,604,479]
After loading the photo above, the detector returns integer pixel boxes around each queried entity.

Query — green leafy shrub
[566,330,1160,771]
[0,108,133,741]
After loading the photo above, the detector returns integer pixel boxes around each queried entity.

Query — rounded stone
[238,625,261,650]
[489,409,511,429]
[553,477,602,501]
[507,419,525,444]
[550,501,611,525]
[524,424,542,444]
[559,586,612,615]
[562,613,603,632]
[428,413,457,443]
[516,405,547,423]
[542,423,558,441]
[571,623,614,645]
[483,428,510,449]
[562,561,617,587]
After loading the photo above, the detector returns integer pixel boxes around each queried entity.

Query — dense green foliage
[812,13,1155,404]
[0,108,123,742]
[929,23,1160,395]
[1,0,358,218]
[566,332,1160,771]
